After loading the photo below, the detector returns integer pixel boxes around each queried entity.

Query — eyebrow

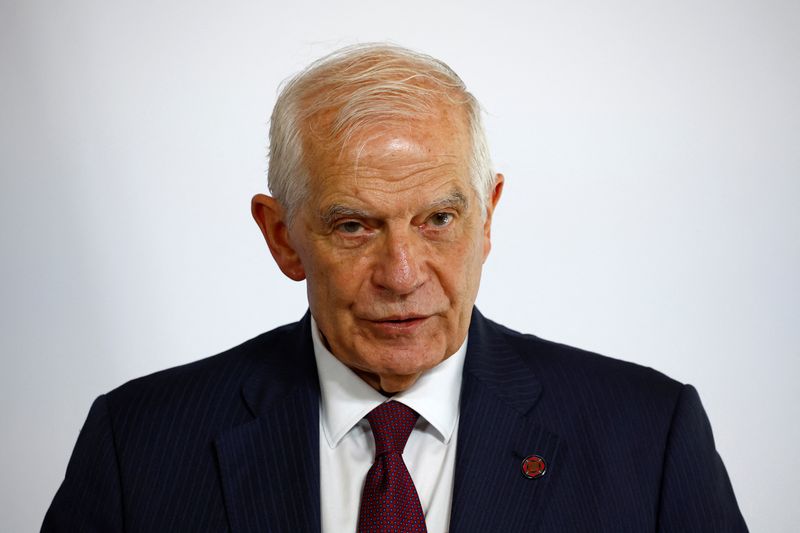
[319,205,372,227]
[318,190,469,227]
[428,191,469,212]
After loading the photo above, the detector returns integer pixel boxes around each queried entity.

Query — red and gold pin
[521,455,546,479]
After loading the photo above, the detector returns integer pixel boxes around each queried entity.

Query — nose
[371,227,426,296]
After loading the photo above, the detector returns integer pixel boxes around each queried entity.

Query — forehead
[302,107,473,208]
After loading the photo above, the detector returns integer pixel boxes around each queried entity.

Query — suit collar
[213,308,565,533]
[462,307,543,415]
[215,312,322,533]
[240,312,318,417]
[450,308,565,533]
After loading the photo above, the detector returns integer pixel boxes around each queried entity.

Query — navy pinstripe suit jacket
[43,309,747,532]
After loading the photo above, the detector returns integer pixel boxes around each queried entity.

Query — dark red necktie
[357,401,428,532]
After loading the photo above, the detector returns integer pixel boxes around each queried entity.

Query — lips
[375,315,427,323]
[360,314,432,335]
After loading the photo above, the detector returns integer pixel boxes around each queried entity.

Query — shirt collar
[311,316,466,449]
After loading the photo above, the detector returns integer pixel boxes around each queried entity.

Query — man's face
[266,107,501,393]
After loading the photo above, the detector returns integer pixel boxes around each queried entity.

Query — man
[43,44,747,532]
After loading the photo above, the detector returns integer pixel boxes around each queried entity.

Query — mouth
[376,314,427,323]
[362,314,431,334]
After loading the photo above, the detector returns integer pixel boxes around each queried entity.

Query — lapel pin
[522,454,547,479]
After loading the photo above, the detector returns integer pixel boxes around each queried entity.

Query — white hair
[267,43,494,220]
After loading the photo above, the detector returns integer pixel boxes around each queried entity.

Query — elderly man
[43,44,747,532]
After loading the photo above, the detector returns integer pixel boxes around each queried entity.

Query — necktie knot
[366,401,419,457]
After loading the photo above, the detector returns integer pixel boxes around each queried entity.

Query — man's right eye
[336,221,365,234]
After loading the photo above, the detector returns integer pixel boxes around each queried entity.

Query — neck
[352,367,422,395]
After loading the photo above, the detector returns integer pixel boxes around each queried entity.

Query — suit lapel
[212,309,564,532]
[449,310,565,533]
[215,315,322,533]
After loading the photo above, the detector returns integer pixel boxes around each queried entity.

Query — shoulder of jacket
[484,316,684,402]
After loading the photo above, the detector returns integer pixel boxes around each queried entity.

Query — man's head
[252,44,503,393]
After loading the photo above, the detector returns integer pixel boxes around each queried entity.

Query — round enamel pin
[521,455,547,479]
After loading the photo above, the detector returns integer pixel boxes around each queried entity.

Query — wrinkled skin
[253,108,503,393]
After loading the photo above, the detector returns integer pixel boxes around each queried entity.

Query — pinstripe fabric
[449,313,747,532]
[43,317,320,533]
[656,385,744,532]
[39,395,123,532]
[215,386,320,532]
[43,309,746,532]
[449,324,563,533]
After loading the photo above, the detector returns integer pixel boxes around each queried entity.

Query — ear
[251,194,306,281]
[482,173,504,261]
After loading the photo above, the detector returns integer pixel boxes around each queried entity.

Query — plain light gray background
[2,0,798,531]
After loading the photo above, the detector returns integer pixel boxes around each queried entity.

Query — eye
[428,212,454,227]
[336,220,366,234]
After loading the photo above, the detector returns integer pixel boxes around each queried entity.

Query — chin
[372,346,444,376]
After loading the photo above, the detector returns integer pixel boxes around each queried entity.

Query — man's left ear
[482,173,504,260]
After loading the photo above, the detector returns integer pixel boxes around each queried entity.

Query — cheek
[310,250,373,304]
[436,237,484,292]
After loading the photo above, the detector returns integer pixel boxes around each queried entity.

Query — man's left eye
[428,212,454,227]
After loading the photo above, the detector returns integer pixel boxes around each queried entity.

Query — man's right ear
[251,194,306,281]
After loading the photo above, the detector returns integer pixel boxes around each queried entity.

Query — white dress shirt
[311,317,467,533]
